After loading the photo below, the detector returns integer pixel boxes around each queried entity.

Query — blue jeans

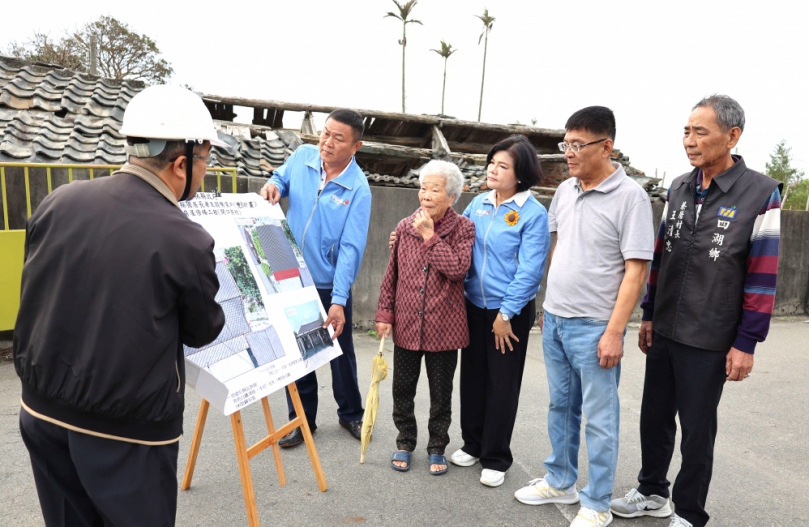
[542,311,621,512]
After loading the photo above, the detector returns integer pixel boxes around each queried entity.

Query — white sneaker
[480,468,505,487]
[570,507,613,527]
[669,514,693,527]
[450,448,479,467]
[514,476,580,505]
[610,488,672,518]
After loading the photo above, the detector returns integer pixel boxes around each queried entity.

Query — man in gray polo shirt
[514,106,654,527]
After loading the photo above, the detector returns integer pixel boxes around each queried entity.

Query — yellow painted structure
[0,230,25,330]
[0,163,240,331]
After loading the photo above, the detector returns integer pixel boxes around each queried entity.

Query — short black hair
[565,106,616,141]
[486,135,542,192]
[326,109,364,142]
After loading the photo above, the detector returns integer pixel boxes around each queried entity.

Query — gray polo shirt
[543,162,654,321]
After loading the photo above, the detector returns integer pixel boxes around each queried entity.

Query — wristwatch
[499,312,510,322]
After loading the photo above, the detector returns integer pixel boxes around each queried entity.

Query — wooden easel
[181,382,327,527]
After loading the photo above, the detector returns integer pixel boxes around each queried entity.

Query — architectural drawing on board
[256,224,302,292]
[184,255,284,382]
[284,300,333,360]
[296,320,333,360]
[240,219,307,295]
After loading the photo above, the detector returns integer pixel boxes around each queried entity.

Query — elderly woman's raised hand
[389,230,396,249]
[375,322,392,339]
[413,209,435,241]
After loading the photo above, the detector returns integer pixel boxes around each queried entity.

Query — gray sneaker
[610,488,672,518]
[669,514,693,527]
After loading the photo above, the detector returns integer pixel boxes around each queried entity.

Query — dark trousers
[19,408,179,527]
[392,345,458,455]
[286,288,364,428]
[460,299,535,472]
[637,332,727,527]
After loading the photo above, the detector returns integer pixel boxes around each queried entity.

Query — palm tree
[430,41,457,115]
[476,9,495,122]
[385,0,422,113]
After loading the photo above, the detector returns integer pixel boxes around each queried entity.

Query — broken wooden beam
[431,125,452,160]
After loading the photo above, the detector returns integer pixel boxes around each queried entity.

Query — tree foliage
[224,246,264,308]
[385,0,422,113]
[766,140,806,210]
[281,220,302,258]
[785,180,809,211]
[4,16,173,83]
[476,8,495,121]
[430,40,457,115]
[4,33,84,71]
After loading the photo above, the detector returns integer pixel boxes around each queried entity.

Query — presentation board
[179,192,342,415]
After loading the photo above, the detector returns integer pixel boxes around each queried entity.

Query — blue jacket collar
[483,189,531,209]
[305,152,358,190]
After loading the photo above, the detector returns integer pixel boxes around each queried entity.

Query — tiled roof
[298,320,323,335]
[255,224,299,272]
[0,57,656,197]
[0,56,144,164]
[214,260,241,303]
[245,325,286,366]
[0,55,297,178]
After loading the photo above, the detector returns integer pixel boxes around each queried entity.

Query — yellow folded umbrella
[360,335,389,463]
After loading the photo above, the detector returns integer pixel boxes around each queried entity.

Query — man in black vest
[611,95,782,527]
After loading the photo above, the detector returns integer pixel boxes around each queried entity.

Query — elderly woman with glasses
[450,135,550,488]
[375,160,475,475]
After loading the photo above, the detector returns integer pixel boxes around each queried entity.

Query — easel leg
[181,399,210,491]
[260,397,286,486]
[231,411,260,527]
[287,382,328,492]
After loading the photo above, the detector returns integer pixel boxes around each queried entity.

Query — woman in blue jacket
[450,135,550,488]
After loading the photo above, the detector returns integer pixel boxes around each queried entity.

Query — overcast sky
[5,0,808,185]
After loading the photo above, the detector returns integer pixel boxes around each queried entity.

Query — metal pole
[89,34,98,75]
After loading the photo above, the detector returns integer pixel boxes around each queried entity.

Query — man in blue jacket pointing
[261,109,371,446]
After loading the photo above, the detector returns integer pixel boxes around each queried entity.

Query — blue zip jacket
[269,144,371,306]
[463,190,550,317]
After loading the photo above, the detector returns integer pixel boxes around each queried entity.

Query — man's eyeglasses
[558,138,608,153]
[194,154,216,167]
[169,153,217,167]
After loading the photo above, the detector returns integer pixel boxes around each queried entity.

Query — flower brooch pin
[504,210,519,226]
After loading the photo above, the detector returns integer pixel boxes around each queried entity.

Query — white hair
[419,160,464,204]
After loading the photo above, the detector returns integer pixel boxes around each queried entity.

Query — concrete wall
[4,174,808,330]
[776,211,809,315]
[333,186,808,330]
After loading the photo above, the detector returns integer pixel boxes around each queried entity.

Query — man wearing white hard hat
[14,84,226,527]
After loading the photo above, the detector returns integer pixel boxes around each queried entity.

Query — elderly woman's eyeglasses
[557,138,607,153]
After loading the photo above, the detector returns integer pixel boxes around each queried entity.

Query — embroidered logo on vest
[717,206,737,219]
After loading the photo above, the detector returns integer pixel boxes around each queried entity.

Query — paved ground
[2,321,808,526]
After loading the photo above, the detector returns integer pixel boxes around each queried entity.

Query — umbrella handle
[378,335,386,355]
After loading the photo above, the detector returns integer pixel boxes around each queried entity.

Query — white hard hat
[120,85,227,156]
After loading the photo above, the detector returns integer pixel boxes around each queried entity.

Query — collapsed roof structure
[0,55,659,200]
